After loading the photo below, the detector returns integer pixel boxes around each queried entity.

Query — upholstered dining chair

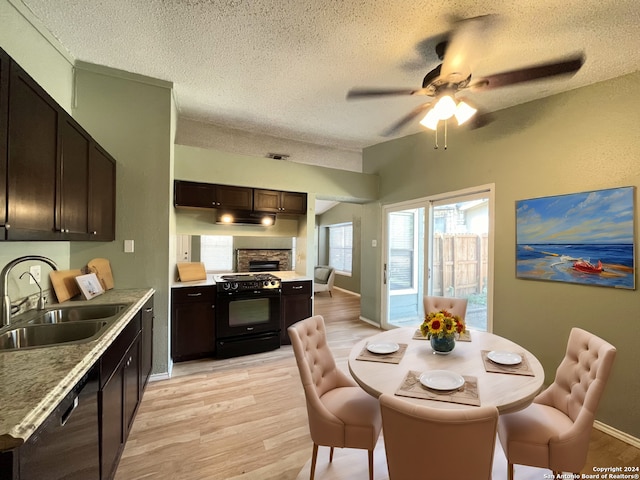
[379,393,499,480]
[497,327,616,480]
[288,315,382,480]
[423,295,468,320]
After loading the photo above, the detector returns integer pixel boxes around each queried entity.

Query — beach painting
[516,186,635,289]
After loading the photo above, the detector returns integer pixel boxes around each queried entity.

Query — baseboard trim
[333,286,360,297]
[149,372,170,382]
[594,420,640,448]
[359,315,381,328]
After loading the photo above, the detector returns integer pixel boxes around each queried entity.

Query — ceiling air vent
[266,153,289,160]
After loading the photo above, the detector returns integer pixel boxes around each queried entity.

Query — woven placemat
[481,350,534,377]
[395,370,481,406]
[356,343,408,364]
[413,330,472,342]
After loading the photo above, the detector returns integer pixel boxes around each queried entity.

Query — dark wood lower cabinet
[172,286,216,362]
[280,280,313,345]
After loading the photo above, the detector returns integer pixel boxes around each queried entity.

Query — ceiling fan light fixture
[419,108,439,131]
[455,100,477,125]
[433,95,457,120]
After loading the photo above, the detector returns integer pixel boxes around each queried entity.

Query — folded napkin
[413,329,472,342]
[395,370,481,407]
[356,343,408,364]
[481,350,535,377]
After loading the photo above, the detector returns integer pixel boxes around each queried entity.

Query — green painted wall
[363,72,640,438]
[69,64,174,376]
[316,203,363,293]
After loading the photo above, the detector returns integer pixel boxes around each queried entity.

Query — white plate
[366,342,400,354]
[487,350,522,365]
[419,370,465,391]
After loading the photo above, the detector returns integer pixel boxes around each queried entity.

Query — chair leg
[310,443,318,480]
[329,291,332,297]
[508,462,514,480]
[368,449,374,480]
[329,446,334,463]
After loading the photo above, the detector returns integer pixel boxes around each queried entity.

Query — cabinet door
[6,61,59,240]
[253,188,281,212]
[100,365,123,480]
[281,191,307,214]
[0,49,8,240]
[88,144,116,241]
[174,180,217,208]
[59,116,90,238]
[123,338,140,437]
[172,301,216,361]
[281,281,312,345]
[215,184,253,210]
[140,297,154,393]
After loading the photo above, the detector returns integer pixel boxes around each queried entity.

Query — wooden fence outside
[431,233,488,298]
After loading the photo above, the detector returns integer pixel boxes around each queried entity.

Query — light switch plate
[124,239,135,253]
[29,265,41,284]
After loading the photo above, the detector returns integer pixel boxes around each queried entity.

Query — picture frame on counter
[75,273,105,299]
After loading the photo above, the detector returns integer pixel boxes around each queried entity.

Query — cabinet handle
[61,396,79,426]
[92,231,97,235]
[292,285,303,289]
[4,224,9,229]
[187,292,203,297]
[145,308,153,313]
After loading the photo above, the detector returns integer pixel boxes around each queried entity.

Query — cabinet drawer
[100,314,141,388]
[172,286,216,304]
[282,281,312,295]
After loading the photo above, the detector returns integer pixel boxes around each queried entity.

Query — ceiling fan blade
[440,15,494,83]
[382,102,432,137]
[347,87,432,99]
[469,55,585,91]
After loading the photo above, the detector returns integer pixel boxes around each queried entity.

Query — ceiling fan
[347,15,584,141]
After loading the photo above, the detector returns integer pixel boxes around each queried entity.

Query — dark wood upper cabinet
[88,144,116,241]
[0,49,8,240]
[174,180,253,210]
[254,189,307,214]
[6,60,59,240]
[58,115,90,238]
[0,47,116,242]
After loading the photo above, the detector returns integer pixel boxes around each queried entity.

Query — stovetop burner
[219,273,279,282]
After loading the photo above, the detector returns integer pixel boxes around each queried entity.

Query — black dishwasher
[18,364,100,480]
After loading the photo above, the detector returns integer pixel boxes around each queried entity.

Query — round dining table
[348,327,545,413]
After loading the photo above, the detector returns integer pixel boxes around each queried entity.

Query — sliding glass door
[382,186,493,331]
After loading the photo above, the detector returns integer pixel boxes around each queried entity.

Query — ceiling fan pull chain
[444,119,448,150]
[434,122,439,149]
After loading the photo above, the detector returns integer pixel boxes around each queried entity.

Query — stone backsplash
[236,249,292,272]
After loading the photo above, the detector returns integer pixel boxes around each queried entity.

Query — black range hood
[216,210,276,226]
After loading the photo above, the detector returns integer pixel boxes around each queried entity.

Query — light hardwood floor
[115,289,639,480]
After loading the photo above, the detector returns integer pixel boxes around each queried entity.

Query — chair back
[380,394,498,480]
[288,315,348,446]
[534,327,616,465]
[423,295,468,320]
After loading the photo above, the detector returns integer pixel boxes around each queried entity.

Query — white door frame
[381,184,495,331]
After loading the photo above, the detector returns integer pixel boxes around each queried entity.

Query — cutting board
[177,262,207,282]
[87,258,115,290]
[50,269,83,303]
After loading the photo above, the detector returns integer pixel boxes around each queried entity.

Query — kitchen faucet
[0,255,58,328]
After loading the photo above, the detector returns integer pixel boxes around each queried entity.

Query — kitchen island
[0,288,154,451]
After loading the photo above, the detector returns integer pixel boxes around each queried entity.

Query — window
[200,235,233,272]
[329,223,353,275]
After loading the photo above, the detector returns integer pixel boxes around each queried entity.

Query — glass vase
[430,334,455,355]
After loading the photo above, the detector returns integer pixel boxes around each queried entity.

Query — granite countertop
[171,270,313,288]
[0,287,154,451]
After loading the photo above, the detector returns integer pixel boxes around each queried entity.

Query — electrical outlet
[29,265,41,284]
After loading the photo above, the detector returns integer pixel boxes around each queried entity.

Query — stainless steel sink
[0,321,109,351]
[27,304,128,325]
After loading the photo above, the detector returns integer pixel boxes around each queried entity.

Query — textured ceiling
[19,0,640,152]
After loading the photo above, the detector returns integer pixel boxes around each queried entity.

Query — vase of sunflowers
[420,309,465,355]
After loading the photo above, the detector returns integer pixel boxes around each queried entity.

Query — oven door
[216,289,281,339]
